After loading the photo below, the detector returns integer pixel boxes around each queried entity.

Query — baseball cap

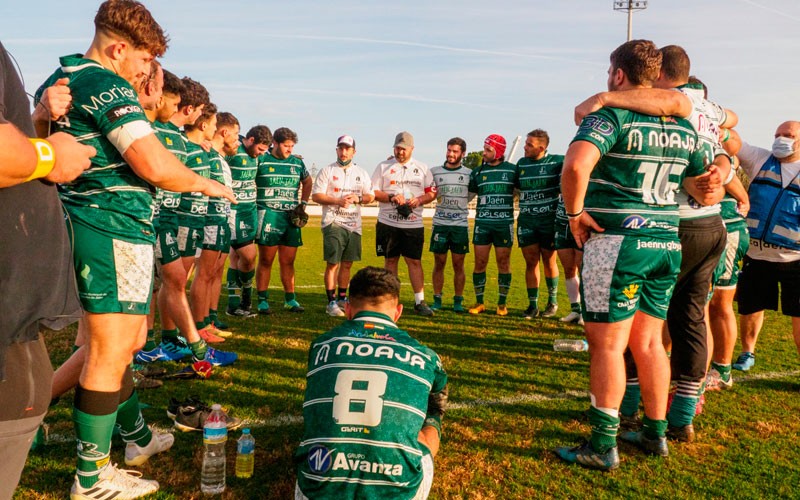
[337,135,356,148]
[394,131,414,149]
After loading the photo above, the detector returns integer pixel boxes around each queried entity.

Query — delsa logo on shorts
[308,445,335,474]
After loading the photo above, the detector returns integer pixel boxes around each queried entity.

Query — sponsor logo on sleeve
[104,103,143,123]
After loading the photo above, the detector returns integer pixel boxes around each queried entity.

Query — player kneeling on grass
[311,135,375,317]
[295,266,447,499]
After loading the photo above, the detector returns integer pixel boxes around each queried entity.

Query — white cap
[337,135,356,148]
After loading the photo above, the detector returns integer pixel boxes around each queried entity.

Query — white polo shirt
[312,162,374,234]
[371,158,435,229]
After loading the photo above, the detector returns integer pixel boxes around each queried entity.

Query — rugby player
[430,137,473,313]
[185,104,234,341]
[574,46,735,440]
[371,131,437,316]
[516,130,562,319]
[295,266,447,499]
[311,135,375,316]
[35,1,235,496]
[255,127,312,313]
[225,125,271,316]
[554,40,723,469]
[468,134,518,316]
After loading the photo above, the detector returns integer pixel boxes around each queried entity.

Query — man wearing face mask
[723,123,800,371]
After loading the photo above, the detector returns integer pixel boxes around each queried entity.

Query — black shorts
[736,256,800,316]
[376,222,424,260]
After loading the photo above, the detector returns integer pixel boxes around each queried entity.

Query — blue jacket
[746,156,800,251]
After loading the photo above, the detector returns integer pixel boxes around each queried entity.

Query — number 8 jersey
[296,311,447,499]
[574,108,709,239]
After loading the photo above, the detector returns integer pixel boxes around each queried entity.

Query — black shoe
[414,301,434,317]
[666,424,695,443]
[522,305,540,320]
[166,395,205,419]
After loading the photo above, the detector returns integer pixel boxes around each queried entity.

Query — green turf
[16,216,800,499]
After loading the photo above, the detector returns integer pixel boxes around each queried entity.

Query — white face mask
[772,136,796,158]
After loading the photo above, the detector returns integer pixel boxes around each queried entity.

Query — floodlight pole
[613,1,648,41]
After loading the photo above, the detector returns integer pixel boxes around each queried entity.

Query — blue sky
[4,0,800,173]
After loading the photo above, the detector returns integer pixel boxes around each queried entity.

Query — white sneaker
[70,463,159,499]
[124,429,174,466]
[705,367,733,391]
[326,300,345,317]
[560,311,583,324]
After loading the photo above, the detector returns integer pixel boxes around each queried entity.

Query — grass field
[16,216,800,499]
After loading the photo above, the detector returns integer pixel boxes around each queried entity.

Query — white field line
[43,369,800,442]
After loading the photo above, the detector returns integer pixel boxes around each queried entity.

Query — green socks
[620,379,641,417]
[498,273,512,305]
[226,268,241,308]
[545,276,559,305]
[190,339,208,360]
[117,391,152,447]
[473,272,486,304]
[433,294,442,308]
[587,406,619,453]
[711,362,732,382]
[641,415,667,440]
[285,292,296,303]
[667,380,702,427]
[570,302,581,313]
[143,329,157,352]
[527,287,539,308]
[161,329,178,343]
[74,408,117,488]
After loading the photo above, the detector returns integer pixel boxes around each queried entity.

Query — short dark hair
[184,102,217,132]
[609,39,661,87]
[273,127,298,144]
[246,125,272,145]
[688,75,708,99]
[94,0,168,57]
[446,137,467,153]
[216,112,239,130]
[161,69,183,96]
[659,45,690,83]
[349,267,401,307]
[527,129,550,147]
[178,76,209,109]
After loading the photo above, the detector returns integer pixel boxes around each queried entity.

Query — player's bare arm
[561,140,604,247]
[574,88,691,125]
[0,123,94,187]
[32,77,71,138]
[124,133,236,202]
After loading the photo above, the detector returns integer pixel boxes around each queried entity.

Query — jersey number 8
[332,370,388,427]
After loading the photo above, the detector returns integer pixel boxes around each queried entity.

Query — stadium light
[613,0,648,41]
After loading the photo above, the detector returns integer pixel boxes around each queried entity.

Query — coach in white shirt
[371,131,437,316]
[312,135,375,316]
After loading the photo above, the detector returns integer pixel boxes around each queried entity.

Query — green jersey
[431,164,472,228]
[35,54,156,243]
[256,153,309,212]
[573,107,707,239]
[176,140,210,227]
[153,121,187,224]
[225,142,259,209]
[468,161,518,224]
[296,311,447,500]
[719,193,746,228]
[206,150,231,224]
[517,154,563,222]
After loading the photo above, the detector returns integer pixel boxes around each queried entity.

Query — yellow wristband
[25,139,56,181]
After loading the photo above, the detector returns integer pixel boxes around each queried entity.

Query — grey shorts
[322,223,362,264]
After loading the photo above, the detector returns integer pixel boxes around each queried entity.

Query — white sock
[414,292,424,305]
[565,276,581,304]
[590,393,619,418]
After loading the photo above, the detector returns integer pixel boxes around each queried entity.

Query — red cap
[484,134,507,159]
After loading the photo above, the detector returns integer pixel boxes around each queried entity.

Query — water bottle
[201,404,227,495]
[554,339,589,352]
[235,428,255,478]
